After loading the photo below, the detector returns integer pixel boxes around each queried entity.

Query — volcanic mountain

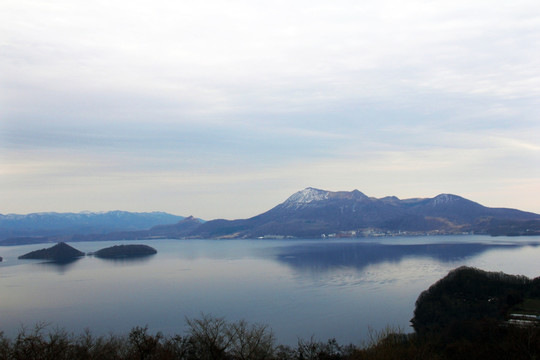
[186,188,540,238]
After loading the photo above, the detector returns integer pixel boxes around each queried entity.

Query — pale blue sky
[1,0,539,219]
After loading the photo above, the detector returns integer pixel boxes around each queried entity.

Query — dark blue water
[1,236,540,345]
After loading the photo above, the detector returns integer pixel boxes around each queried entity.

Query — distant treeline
[3,267,540,360]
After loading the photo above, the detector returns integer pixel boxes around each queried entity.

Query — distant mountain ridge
[0,211,184,240]
[1,188,539,245]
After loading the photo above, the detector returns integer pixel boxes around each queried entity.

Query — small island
[18,242,85,260]
[93,244,157,259]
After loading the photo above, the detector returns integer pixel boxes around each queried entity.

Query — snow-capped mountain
[0,211,183,240]
[189,188,540,238]
[283,187,330,208]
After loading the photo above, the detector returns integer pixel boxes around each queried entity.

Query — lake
[1,235,540,345]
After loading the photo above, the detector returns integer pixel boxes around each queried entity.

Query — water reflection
[94,254,155,265]
[31,257,83,274]
[272,242,522,273]
[2,237,540,345]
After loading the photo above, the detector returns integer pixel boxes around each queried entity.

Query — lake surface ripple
[1,235,540,345]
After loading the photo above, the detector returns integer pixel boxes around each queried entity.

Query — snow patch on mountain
[431,194,462,206]
[284,187,329,207]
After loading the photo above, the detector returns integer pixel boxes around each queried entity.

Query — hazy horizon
[2,1,539,219]
[1,186,539,221]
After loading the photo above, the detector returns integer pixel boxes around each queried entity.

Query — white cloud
[3,0,539,120]
[1,0,539,217]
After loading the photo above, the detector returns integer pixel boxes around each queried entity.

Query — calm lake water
[1,236,540,345]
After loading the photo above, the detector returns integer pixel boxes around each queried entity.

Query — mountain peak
[431,194,464,205]
[285,188,329,205]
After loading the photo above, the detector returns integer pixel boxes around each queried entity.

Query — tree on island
[18,242,84,260]
[93,244,157,258]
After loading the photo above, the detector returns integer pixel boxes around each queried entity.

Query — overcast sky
[1,0,539,219]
